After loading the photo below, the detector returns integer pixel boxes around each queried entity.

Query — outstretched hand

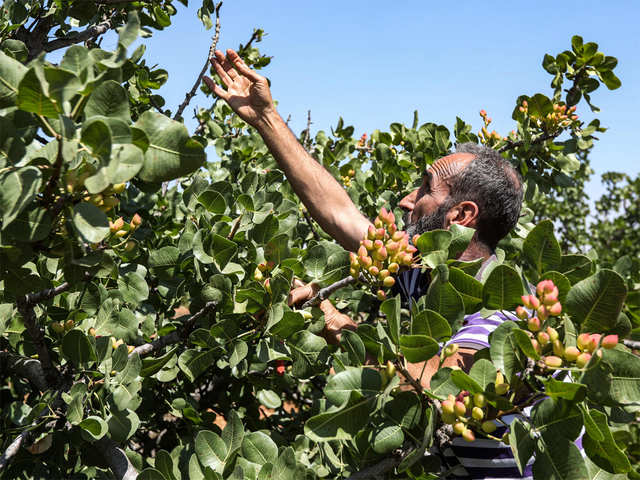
[203,49,276,129]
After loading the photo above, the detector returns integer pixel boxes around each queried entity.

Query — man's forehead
[426,152,475,181]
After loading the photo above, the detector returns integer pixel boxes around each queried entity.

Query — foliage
[0,2,638,479]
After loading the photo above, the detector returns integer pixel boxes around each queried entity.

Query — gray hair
[448,142,524,249]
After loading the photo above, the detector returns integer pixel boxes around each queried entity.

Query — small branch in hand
[129,301,217,358]
[301,276,360,309]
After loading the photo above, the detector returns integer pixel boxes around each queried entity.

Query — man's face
[399,153,475,237]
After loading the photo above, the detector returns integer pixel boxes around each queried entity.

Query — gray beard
[405,202,451,240]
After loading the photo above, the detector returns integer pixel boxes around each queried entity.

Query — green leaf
[512,328,540,361]
[483,264,523,310]
[79,415,109,440]
[523,220,561,273]
[532,398,582,441]
[117,271,149,305]
[450,369,483,394]
[198,188,227,214]
[468,359,497,390]
[256,389,281,409]
[108,409,140,443]
[542,377,586,402]
[426,278,464,325]
[85,80,130,121]
[0,166,42,228]
[324,367,382,406]
[271,447,301,480]
[580,347,640,406]
[489,321,525,383]
[288,330,328,379]
[509,418,535,475]
[411,309,451,340]
[62,330,95,364]
[134,111,206,183]
[560,254,592,284]
[399,335,439,363]
[429,368,460,398]
[372,424,404,454]
[136,468,167,480]
[304,390,375,442]
[304,244,327,280]
[380,295,401,345]
[582,409,630,474]
[195,430,228,474]
[415,229,452,253]
[72,202,110,243]
[448,224,476,259]
[0,51,27,108]
[340,330,366,365]
[565,270,627,332]
[178,349,218,382]
[5,207,52,242]
[241,432,277,466]
[140,347,177,377]
[16,67,58,117]
[222,410,244,459]
[449,267,483,312]
[211,234,237,270]
[229,341,248,368]
[533,435,589,480]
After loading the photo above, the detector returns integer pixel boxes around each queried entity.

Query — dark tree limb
[42,17,114,54]
[129,301,217,358]
[96,438,138,480]
[346,457,402,480]
[301,276,360,309]
[0,352,47,392]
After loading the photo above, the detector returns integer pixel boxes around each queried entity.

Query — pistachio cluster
[478,109,504,145]
[109,213,142,238]
[516,279,618,369]
[349,208,417,300]
[341,169,356,187]
[441,391,496,442]
[518,99,579,132]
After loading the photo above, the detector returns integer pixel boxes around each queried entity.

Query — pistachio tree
[0,2,638,479]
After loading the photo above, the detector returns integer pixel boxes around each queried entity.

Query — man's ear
[445,201,479,228]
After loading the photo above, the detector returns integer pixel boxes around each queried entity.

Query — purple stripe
[464,317,505,327]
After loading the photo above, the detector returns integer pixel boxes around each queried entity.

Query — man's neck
[457,240,493,262]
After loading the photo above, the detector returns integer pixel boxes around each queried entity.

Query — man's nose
[398,189,418,212]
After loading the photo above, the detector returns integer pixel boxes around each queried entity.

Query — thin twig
[302,110,313,151]
[129,301,217,358]
[498,130,562,153]
[302,209,320,241]
[173,1,222,121]
[301,276,360,309]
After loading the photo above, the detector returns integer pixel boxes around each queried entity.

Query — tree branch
[347,457,401,480]
[301,276,360,309]
[129,301,217,358]
[302,209,320,241]
[42,17,114,53]
[96,438,138,480]
[173,1,222,121]
[498,130,562,153]
[0,352,47,392]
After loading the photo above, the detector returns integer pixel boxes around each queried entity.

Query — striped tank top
[394,262,534,479]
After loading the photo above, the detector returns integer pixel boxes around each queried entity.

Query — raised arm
[203,49,370,252]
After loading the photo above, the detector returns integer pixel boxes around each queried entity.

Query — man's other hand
[287,279,357,345]
[203,49,276,129]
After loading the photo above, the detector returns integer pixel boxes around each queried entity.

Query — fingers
[226,48,264,83]
[287,282,319,307]
[211,55,234,88]
[202,76,229,101]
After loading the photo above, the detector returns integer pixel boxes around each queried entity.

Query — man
[204,49,530,479]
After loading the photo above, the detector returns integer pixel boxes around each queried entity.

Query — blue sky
[121,1,639,200]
